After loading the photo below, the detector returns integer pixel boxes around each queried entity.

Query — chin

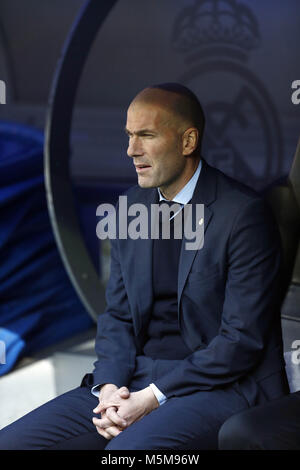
[137,178,157,189]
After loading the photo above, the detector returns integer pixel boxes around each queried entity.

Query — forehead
[126,101,174,131]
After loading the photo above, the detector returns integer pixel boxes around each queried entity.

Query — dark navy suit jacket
[91,159,289,407]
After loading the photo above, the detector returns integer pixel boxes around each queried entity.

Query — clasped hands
[92,383,159,440]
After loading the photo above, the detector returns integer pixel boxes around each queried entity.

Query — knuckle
[106,409,114,420]
[109,427,119,437]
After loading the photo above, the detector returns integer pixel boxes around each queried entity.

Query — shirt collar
[158,159,202,204]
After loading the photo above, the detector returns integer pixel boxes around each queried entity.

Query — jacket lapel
[177,160,217,305]
[132,188,158,335]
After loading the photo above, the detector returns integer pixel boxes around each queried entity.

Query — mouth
[134,164,151,173]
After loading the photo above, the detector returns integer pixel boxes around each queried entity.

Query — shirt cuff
[92,383,168,406]
[91,384,101,397]
[149,383,167,406]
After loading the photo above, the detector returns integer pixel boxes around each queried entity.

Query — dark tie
[158,200,184,239]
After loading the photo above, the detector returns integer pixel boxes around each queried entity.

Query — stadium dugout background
[0,0,299,431]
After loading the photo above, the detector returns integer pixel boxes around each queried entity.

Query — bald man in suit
[0,83,289,450]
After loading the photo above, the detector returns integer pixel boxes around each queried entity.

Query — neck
[159,157,200,200]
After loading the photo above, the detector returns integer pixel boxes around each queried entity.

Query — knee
[105,433,147,451]
[0,424,23,450]
[105,426,159,450]
[218,410,260,450]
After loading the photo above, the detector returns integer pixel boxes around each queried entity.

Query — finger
[96,397,123,412]
[94,387,130,413]
[94,400,119,413]
[93,400,104,413]
[93,404,101,414]
[93,416,109,428]
[106,407,127,428]
[93,386,130,411]
[93,388,130,414]
[119,386,130,397]
[93,415,123,430]
[96,426,112,440]
[105,426,122,438]
[93,415,113,429]
[92,411,125,430]
[94,421,122,440]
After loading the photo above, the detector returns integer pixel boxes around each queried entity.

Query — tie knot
[157,200,183,229]
[159,199,178,207]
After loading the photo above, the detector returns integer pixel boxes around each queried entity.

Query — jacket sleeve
[154,197,283,398]
[92,232,137,388]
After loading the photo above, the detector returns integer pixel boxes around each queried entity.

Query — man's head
[125,83,205,200]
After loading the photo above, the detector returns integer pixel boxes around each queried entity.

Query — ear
[182,128,199,156]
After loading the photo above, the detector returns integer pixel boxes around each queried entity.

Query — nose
[127,135,143,158]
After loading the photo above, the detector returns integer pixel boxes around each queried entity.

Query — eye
[142,133,154,138]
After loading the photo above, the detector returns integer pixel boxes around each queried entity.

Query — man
[0,83,289,450]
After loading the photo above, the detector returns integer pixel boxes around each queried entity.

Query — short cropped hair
[150,82,205,153]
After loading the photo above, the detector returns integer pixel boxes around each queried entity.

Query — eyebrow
[124,127,156,136]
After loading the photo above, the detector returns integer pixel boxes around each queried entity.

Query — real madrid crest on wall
[172,0,284,192]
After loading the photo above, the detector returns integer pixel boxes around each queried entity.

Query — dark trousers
[218,391,300,450]
[0,356,249,450]
[0,384,249,450]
